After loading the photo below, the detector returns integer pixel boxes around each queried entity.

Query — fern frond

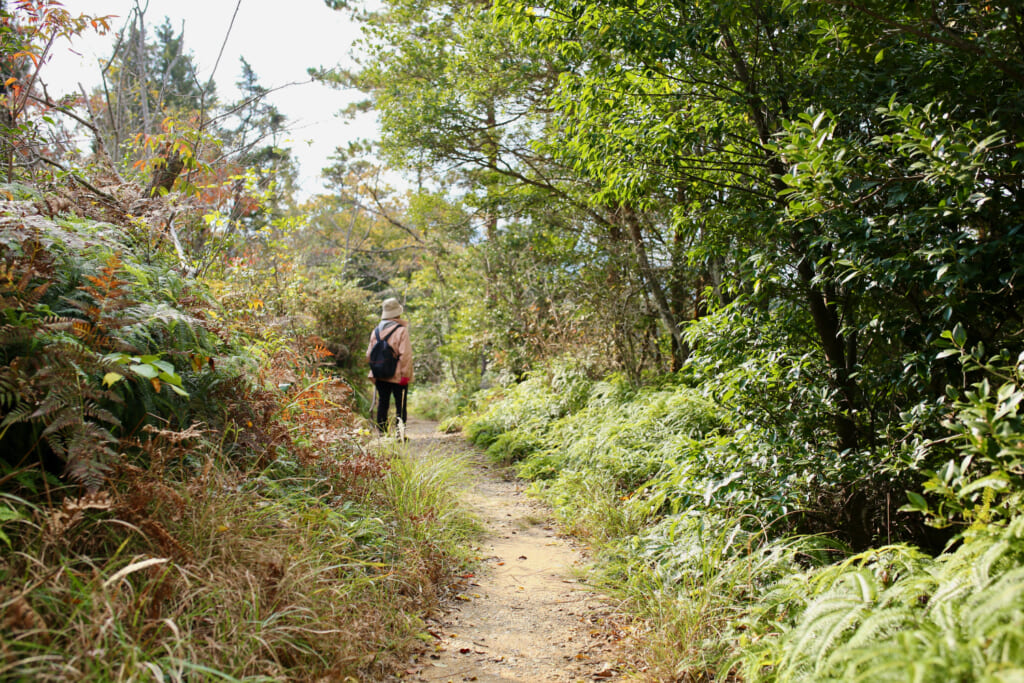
[25,280,51,303]
[37,337,104,369]
[0,367,25,408]
[81,400,120,428]
[841,606,921,651]
[0,401,33,426]
[1005,516,1024,539]
[0,324,37,346]
[780,596,865,676]
[123,303,204,328]
[841,635,948,682]
[63,422,116,491]
[928,568,974,608]
[965,566,1024,638]
[40,408,82,437]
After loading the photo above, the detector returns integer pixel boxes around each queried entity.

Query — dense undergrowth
[0,191,476,681]
[458,356,1024,680]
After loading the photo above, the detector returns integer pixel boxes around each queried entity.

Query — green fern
[742,519,1024,682]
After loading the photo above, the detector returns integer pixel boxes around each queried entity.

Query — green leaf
[905,491,929,513]
[158,371,183,387]
[152,360,176,375]
[958,474,1009,498]
[129,364,159,379]
[951,323,967,347]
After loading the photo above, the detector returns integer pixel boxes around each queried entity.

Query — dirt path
[400,418,628,683]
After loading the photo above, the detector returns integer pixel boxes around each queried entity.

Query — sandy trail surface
[400,418,628,683]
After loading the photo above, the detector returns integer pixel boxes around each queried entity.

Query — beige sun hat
[381,297,404,320]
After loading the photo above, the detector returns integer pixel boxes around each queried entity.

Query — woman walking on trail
[366,297,413,435]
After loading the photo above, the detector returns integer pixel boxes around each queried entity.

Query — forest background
[2,0,1024,680]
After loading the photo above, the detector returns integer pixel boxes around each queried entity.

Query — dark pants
[375,381,408,433]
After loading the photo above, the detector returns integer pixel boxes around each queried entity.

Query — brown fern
[111,426,204,562]
[62,254,137,353]
[43,491,114,540]
[0,233,124,490]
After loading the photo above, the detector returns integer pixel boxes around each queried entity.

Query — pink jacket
[366,318,413,383]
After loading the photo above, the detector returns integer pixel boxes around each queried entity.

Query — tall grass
[0,429,478,681]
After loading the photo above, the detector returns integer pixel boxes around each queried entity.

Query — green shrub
[904,342,1024,532]
[304,283,375,367]
[536,383,725,489]
[462,359,597,439]
[408,381,477,422]
[485,429,547,465]
[737,516,1024,682]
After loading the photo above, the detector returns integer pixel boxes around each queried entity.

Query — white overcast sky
[45,0,376,196]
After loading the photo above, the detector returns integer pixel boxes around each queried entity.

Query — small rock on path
[401,418,627,683]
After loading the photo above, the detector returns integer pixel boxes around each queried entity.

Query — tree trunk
[619,206,688,369]
[134,7,151,135]
[148,146,184,197]
[795,251,860,452]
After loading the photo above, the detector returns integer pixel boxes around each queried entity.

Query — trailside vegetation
[325,0,1024,677]
[456,355,1024,679]
[5,0,1024,677]
[0,3,476,679]
[0,195,476,679]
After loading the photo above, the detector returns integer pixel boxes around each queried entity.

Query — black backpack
[368,321,401,379]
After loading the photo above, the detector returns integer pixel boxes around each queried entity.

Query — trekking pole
[371,381,378,432]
